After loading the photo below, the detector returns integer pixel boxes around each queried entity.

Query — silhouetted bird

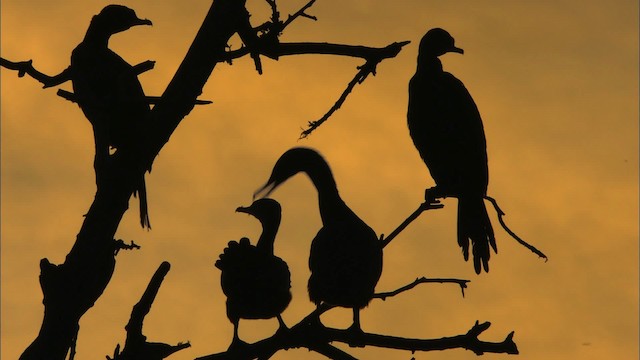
[254,147,383,332]
[71,5,153,228]
[215,198,292,347]
[407,28,496,274]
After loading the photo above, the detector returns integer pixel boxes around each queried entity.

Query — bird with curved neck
[215,198,292,349]
[71,5,153,228]
[407,28,496,274]
[254,147,383,333]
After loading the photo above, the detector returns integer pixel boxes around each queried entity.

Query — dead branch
[0,57,71,88]
[108,262,191,360]
[380,200,444,249]
[114,239,141,256]
[298,41,410,138]
[374,276,470,300]
[197,319,517,359]
[483,195,548,260]
[55,89,212,106]
[0,57,155,89]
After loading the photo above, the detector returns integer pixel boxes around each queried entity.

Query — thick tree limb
[107,262,191,360]
[18,1,247,359]
[197,320,517,359]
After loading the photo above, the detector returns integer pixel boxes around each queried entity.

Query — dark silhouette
[1,1,529,358]
[254,147,383,333]
[108,262,191,360]
[71,5,153,228]
[215,199,292,348]
[408,28,496,274]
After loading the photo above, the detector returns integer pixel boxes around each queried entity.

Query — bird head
[253,147,331,200]
[418,28,464,57]
[236,198,282,225]
[93,5,152,36]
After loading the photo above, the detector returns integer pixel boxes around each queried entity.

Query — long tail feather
[457,196,495,274]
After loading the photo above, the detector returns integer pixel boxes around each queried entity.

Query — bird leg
[346,309,366,347]
[228,321,248,351]
[276,315,289,335]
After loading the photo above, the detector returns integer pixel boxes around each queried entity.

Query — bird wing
[408,71,489,195]
[71,45,149,149]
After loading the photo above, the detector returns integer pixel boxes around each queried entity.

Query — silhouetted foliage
[0,1,545,359]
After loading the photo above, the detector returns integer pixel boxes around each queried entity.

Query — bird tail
[457,196,496,274]
[134,174,151,229]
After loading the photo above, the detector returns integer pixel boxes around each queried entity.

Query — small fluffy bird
[407,28,496,273]
[71,5,153,228]
[215,198,292,347]
[254,147,383,332]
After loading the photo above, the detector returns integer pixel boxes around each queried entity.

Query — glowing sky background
[1,1,638,359]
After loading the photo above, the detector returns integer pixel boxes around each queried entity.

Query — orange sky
[1,1,638,359]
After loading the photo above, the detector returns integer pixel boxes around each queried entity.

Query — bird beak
[253,181,276,200]
[135,18,153,26]
[450,46,464,54]
[236,205,250,214]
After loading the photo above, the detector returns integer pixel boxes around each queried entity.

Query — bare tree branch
[197,319,517,359]
[0,57,155,88]
[484,195,548,260]
[380,200,444,249]
[107,262,191,360]
[298,41,410,138]
[374,277,470,300]
[0,57,71,88]
[55,89,212,106]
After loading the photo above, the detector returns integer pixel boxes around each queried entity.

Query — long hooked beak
[253,181,276,200]
[135,18,153,26]
[236,205,251,214]
[450,46,464,54]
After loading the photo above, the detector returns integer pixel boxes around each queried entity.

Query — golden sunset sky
[1,1,638,359]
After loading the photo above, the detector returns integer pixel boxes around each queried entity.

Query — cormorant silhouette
[407,28,496,274]
[71,5,153,228]
[254,147,382,332]
[215,198,292,347]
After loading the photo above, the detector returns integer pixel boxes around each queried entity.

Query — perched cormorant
[254,147,382,332]
[215,198,292,347]
[71,5,153,228]
[407,28,496,274]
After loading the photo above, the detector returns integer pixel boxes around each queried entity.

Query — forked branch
[108,262,190,360]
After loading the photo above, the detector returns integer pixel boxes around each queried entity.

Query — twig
[483,195,548,260]
[380,200,444,248]
[374,277,470,300]
[282,0,317,28]
[56,89,212,106]
[114,239,141,255]
[0,58,155,88]
[299,40,410,138]
[0,57,72,88]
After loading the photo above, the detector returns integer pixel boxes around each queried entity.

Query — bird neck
[302,164,350,225]
[416,55,443,75]
[256,217,280,254]
[83,18,112,47]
